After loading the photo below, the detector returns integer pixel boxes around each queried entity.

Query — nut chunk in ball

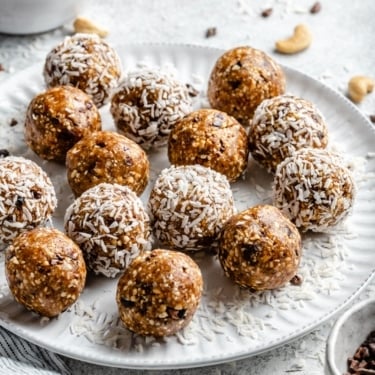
[218,205,301,291]
[25,86,101,163]
[43,33,122,107]
[273,148,356,232]
[249,95,328,173]
[66,131,149,197]
[116,249,203,337]
[110,68,192,149]
[168,109,249,182]
[0,156,57,245]
[148,164,235,251]
[65,183,152,278]
[5,227,86,318]
[207,46,286,126]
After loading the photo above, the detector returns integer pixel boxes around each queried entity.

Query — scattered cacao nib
[205,27,217,38]
[369,115,375,123]
[347,330,375,374]
[290,274,303,286]
[0,149,10,158]
[261,8,273,17]
[310,2,322,14]
[9,118,18,127]
[185,83,199,97]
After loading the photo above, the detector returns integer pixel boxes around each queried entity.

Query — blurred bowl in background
[0,0,85,35]
[326,297,375,375]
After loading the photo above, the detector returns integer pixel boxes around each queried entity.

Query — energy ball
[148,164,235,251]
[207,46,286,126]
[116,249,203,337]
[249,95,328,173]
[25,86,101,163]
[64,183,152,278]
[66,131,149,197]
[0,156,57,244]
[218,204,301,291]
[110,68,192,149]
[5,227,86,318]
[273,148,356,232]
[43,33,122,107]
[168,109,249,182]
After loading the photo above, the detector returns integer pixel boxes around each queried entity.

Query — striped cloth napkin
[0,326,70,375]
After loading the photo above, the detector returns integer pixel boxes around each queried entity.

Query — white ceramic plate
[0,44,374,370]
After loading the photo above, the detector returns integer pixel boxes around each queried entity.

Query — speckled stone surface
[0,1,374,374]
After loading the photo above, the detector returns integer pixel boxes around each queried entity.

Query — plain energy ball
[25,86,101,162]
[218,204,302,291]
[207,46,286,126]
[64,183,152,278]
[273,148,356,232]
[249,95,328,173]
[116,249,203,337]
[43,33,122,107]
[168,108,249,182]
[66,131,150,197]
[5,227,86,318]
[0,156,57,244]
[110,68,192,149]
[148,164,235,251]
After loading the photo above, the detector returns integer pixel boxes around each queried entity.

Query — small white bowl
[0,0,85,35]
[327,298,375,375]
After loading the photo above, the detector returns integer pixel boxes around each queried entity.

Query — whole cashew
[348,76,375,103]
[73,17,108,38]
[275,24,312,54]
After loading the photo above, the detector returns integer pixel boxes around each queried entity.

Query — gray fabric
[0,326,70,375]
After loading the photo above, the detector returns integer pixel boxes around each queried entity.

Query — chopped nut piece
[0,64,4,72]
[290,274,303,286]
[73,17,108,38]
[310,2,322,14]
[369,115,375,123]
[205,27,217,38]
[9,118,18,127]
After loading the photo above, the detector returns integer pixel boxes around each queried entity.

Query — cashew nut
[275,24,312,54]
[348,76,375,103]
[73,17,108,38]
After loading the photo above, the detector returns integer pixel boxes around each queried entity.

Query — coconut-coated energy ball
[5,227,86,318]
[43,33,122,107]
[249,95,328,173]
[110,68,192,149]
[207,46,286,126]
[148,164,235,251]
[116,249,203,337]
[168,109,249,182]
[0,156,57,245]
[64,183,152,278]
[218,205,302,291]
[273,148,356,232]
[25,86,101,163]
[66,131,149,197]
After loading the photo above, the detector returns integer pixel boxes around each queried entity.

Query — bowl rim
[326,297,375,375]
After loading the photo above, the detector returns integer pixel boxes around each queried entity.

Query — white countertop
[0,1,374,374]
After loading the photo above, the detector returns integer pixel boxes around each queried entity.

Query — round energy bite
[273,148,356,232]
[64,183,152,278]
[43,33,122,107]
[0,156,57,244]
[110,68,192,149]
[25,86,101,162]
[148,164,235,251]
[218,205,301,291]
[66,131,149,197]
[168,109,249,182]
[5,227,86,318]
[249,95,328,173]
[116,249,203,337]
[207,46,286,126]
